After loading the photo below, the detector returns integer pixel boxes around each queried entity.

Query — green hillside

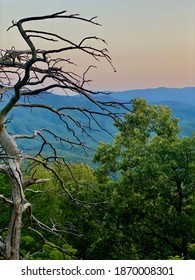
[2,87,195,163]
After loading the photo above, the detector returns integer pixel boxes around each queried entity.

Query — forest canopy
[1,98,195,259]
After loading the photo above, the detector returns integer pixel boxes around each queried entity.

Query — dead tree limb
[0,10,129,259]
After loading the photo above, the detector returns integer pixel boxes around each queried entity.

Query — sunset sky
[0,0,195,91]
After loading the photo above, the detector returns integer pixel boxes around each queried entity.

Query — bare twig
[0,10,129,260]
[0,195,13,205]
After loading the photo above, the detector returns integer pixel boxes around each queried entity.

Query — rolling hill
[1,87,195,164]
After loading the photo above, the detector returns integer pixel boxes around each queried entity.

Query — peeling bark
[0,126,27,259]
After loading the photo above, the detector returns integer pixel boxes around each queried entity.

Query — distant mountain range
[1,87,195,163]
[104,87,195,137]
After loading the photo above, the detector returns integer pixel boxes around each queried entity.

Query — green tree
[93,98,195,259]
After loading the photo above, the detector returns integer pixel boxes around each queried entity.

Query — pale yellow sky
[0,0,195,91]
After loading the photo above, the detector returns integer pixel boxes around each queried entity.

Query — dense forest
[1,97,195,259]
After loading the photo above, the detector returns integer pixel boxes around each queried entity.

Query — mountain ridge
[1,87,195,163]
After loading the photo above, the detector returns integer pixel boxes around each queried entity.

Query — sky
[0,0,195,92]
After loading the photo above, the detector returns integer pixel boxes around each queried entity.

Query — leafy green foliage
[20,162,102,259]
[0,174,11,231]
[20,235,76,260]
[94,98,195,259]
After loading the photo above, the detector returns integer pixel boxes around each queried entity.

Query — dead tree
[0,11,127,259]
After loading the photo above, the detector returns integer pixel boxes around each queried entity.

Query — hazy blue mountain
[1,87,195,163]
[99,87,195,137]
[104,87,195,104]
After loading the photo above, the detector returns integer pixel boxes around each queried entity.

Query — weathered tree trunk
[0,10,119,260]
[0,125,26,259]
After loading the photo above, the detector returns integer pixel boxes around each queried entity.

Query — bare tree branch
[0,194,13,205]
[0,10,129,259]
[23,155,74,200]
[23,178,50,189]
